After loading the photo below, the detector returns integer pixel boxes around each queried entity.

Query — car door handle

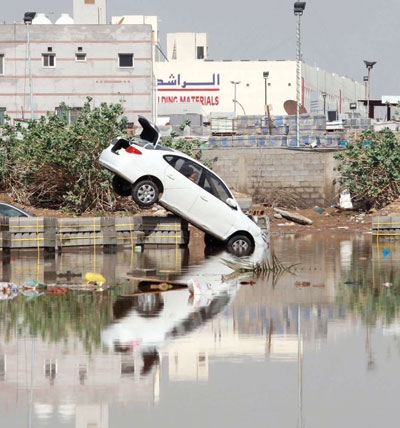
[167,173,175,180]
[200,195,208,201]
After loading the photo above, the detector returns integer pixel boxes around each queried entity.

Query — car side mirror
[226,198,238,209]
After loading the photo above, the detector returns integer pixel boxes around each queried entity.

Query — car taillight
[125,145,142,155]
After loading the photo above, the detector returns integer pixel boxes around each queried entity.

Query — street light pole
[263,71,269,114]
[233,99,246,115]
[24,12,36,120]
[322,92,327,116]
[364,60,376,119]
[294,2,306,147]
[363,76,368,100]
[230,80,240,116]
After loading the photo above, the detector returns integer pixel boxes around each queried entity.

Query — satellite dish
[284,100,307,115]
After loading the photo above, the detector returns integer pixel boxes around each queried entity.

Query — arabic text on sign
[157,73,221,88]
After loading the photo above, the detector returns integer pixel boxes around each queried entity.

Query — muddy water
[0,232,399,427]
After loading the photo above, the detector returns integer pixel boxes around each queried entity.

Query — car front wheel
[226,234,254,256]
[132,180,159,207]
[112,175,132,197]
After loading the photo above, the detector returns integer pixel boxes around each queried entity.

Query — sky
[3,0,399,99]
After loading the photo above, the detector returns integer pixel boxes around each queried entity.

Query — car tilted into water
[99,116,268,255]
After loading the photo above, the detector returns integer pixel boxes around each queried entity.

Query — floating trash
[0,282,18,300]
[84,272,106,286]
[187,278,235,296]
[383,248,390,258]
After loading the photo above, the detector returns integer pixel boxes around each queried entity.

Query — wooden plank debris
[274,208,313,225]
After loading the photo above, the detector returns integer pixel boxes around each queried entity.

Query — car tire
[226,234,254,256]
[132,180,159,207]
[112,175,132,197]
[204,233,224,247]
[135,294,164,317]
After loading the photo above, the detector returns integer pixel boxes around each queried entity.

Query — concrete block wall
[207,133,343,149]
[0,216,189,251]
[202,148,340,208]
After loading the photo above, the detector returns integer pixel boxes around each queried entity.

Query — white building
[73,0,107,24]
[0,3,365,127]
[154,32,366,119]
[166,32,208,61]
[0,2,154,124]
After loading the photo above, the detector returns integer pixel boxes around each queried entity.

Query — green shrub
[0,98,128,213]
[0,103,211,214]
[334,128,400,210]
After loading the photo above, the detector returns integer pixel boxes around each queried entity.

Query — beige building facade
[0,4,154,124]
[0,3,365,126]
[155,32,366,119]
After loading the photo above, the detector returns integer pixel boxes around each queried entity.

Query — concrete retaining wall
[0,216,190,251]
[202,147,341,207]
[372,216,400,238]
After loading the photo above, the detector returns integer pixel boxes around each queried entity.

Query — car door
[187,170,239,239]
[161,156,202,216]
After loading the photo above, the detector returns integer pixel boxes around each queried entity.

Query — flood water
[1,230,400,427]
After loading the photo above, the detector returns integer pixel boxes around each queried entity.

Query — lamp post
[322,92,327,116]
[232,99,246,115]
[230,80,241,116]
[263,71,269,114]
[24,12,36,120]
[364,60,376,119]
[363,76,368,100]
[294,2,306,147]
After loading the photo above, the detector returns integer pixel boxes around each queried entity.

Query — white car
[99,116,268,255]
[101,274,240,364]
[0,202,35,217]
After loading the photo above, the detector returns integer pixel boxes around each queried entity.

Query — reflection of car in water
[99,115,268,256]
[101,244,269,377]
[101,283,238,376]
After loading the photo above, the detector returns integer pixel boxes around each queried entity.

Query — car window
[164,155,232,203]
[155,144,173,152]
[0,205,25,217]
[203,171,233,202]
[164,156,202,184]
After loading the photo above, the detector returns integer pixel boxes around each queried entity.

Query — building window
[0,354,5,380]
[45,359,57,385]
[78,364,88,385]
[0,55,3,75]
[85,0,95,3]
[42,54,56,68]
[118,53,134,68]
[197,46,204,59]
[121,356,135,377]
[0,108,6,125]
[75,53,87,62]
[56,106,82,123]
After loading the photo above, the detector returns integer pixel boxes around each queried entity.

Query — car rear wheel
[112,175,132,197]
[226,234,254,256]
[132,180,159,207]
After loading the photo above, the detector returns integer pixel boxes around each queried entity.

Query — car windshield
[130,139,173,152]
